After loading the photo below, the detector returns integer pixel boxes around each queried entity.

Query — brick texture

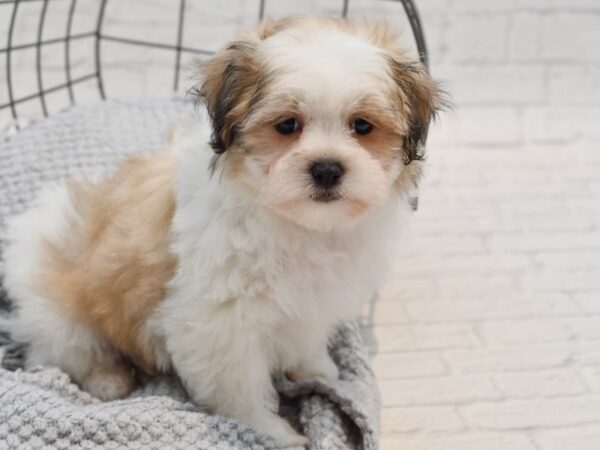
[374,0,600,448]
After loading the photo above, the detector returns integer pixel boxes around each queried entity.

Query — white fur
[3,24,417,447]
[158,126,409,444]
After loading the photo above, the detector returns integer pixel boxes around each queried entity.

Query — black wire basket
[0,0,428,132]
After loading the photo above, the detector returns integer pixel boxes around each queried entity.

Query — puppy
[3,17,441,447]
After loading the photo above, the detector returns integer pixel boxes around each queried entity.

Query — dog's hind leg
[2,183,135,401]
[10,293,135,401]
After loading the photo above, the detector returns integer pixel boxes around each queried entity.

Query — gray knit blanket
[0,98,380,450]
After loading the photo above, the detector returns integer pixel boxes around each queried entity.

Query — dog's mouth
[311,190,342,203]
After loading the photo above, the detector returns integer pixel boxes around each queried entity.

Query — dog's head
[198,17,443,231]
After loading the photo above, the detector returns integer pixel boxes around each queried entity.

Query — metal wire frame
[0,0,429,130]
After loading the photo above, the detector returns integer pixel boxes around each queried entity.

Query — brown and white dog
[3,17,442,447]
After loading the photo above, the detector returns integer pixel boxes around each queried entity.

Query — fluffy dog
[3,17,442,447]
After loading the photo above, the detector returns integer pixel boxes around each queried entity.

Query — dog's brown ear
[198,40,263,154]
[388,59,444,164]
[198,18,289,154]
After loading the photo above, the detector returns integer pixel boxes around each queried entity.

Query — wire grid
[0,0,429,130]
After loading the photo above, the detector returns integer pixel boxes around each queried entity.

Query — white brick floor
[2,1,599,449]
[367,2,600,448]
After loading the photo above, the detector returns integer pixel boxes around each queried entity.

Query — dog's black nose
[310,160,344,189]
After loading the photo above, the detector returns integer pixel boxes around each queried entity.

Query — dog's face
[200,18,441,231]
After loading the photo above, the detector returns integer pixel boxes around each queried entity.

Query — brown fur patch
[347,97,406,170]
[353,128,401,171]
[347,18,443,181]
[346,17,443,164]
[245,118,302,154]
[255,16,297,40]
[388,60,442,164]
[220,148,247,179]
[198,21,284,155]
[200,42,265,153]
[37,152,178,374]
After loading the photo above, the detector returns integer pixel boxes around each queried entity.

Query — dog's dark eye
[275,118,299,135]
[352,117,373,136]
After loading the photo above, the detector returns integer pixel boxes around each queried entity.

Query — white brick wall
[510,13,600,62]
[378,1,600,448]
[2,1,600,449]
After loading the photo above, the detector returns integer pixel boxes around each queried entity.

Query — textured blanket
[0,98,380,449]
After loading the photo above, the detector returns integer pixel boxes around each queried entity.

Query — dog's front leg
[287,344,339,382]
[168,323,309,448]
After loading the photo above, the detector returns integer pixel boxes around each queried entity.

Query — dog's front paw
[254,414,309,448]
[274,426,310,449]
[287,351,339,382]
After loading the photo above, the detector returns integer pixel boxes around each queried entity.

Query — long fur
[2,17,443,447]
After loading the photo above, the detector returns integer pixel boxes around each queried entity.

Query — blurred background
[1,1,599,449]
